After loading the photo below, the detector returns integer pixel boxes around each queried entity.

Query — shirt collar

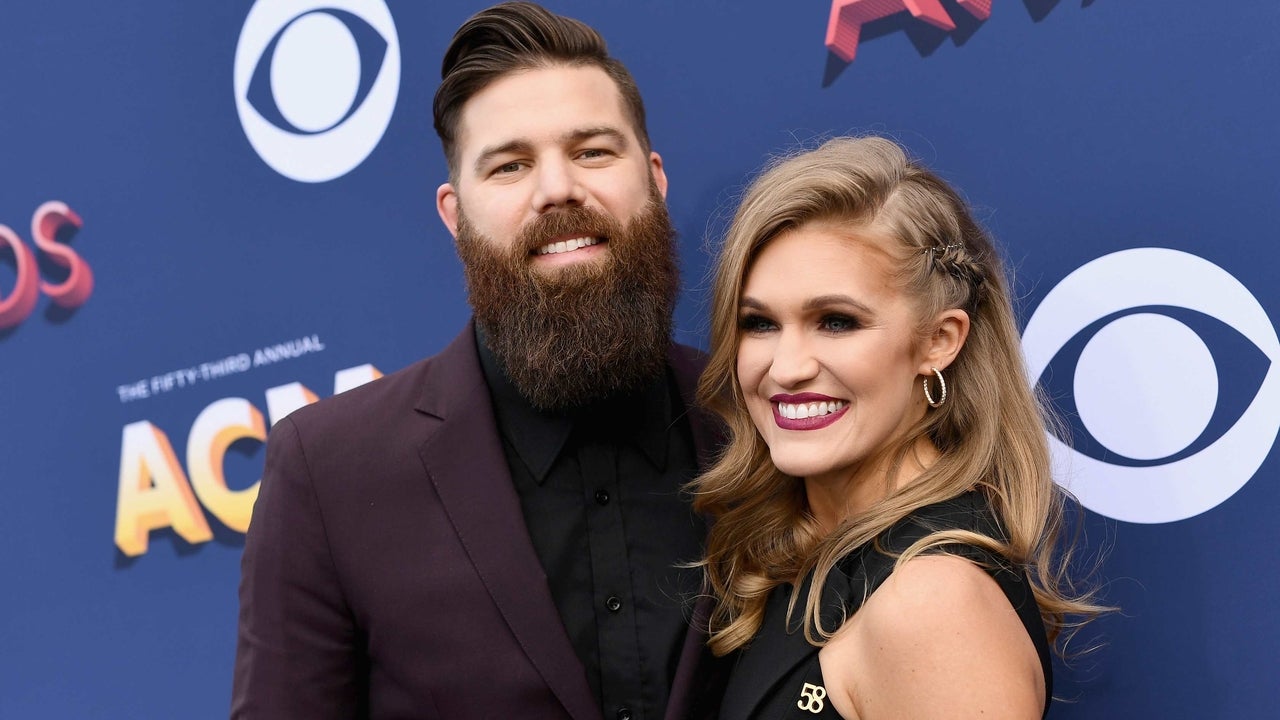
[475,324,673,484]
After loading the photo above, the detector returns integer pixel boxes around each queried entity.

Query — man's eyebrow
[472,139,534,175]
[560,126,629,148]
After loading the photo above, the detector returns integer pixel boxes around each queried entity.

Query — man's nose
[530,157,586,212]
[768,330,820,388]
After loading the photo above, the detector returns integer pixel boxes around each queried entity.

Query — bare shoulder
[819,554,1044,720]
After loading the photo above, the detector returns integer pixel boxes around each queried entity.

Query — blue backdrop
[3,1,1277,717]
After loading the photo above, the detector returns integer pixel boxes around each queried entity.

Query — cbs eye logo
[234,0,400,183]
[1023,248,1280,524]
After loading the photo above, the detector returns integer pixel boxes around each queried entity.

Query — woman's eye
[821,315,859,332]
[739,314,775,333]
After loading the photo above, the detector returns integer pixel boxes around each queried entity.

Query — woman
[693,137,1102,718]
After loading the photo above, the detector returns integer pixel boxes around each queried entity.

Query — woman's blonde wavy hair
[692,136,1105,656]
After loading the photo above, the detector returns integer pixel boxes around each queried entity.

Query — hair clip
[925,243,964,255]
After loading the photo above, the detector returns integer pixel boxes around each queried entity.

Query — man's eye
[496,162,523,174]
[579,148,610,160]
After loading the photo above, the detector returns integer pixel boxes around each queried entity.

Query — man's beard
[455,186,679,411]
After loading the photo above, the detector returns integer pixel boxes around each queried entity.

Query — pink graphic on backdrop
[32,202,92,308]
[826,0,993,62]
[0,201,92,330]
[0,224,41,329]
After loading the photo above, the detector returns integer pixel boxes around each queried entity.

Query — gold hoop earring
[923,367,947,408]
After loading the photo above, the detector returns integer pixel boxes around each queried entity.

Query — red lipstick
[770,393,848,431]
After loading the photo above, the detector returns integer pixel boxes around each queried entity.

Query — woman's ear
[919,309,970,374]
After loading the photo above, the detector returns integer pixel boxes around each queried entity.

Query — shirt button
[616,708,633,720]
[595,489,610,505]
[605,596,622,612]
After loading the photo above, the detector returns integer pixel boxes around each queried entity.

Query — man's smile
[530,235,609,266]
[533,235,604,255]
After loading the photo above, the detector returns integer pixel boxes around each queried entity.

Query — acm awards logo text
[0,201,92,330]
[115,363,383,557]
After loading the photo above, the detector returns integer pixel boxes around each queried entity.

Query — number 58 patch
[797,682,827,713]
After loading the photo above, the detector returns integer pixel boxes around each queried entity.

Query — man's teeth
[535,237,601,255]
[777,401,847,420]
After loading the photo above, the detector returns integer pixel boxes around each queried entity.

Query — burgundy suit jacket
[232,324,724,719]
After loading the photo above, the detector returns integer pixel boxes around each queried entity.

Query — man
[232,3,723,718]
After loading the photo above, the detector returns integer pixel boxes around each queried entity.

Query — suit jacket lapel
[415,325,599,720]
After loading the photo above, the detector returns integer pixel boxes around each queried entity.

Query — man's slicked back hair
[433,2,652,178]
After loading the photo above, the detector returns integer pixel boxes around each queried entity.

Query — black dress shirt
[477,328,705,720]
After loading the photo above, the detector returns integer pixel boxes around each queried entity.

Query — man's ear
[436,182,460,239]
[649,151,668,200]
[918,309,971,374]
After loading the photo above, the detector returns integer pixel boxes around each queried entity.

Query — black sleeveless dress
[719,490,1053,719]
